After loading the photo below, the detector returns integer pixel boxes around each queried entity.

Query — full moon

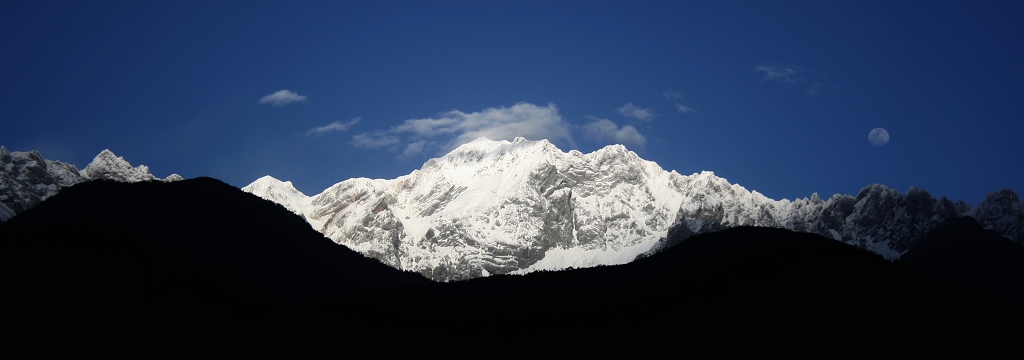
[868,128,889,146]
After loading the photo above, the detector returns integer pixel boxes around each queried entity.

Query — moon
[868,128,889,146]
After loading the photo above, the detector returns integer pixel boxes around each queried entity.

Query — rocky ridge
[0,146,180,221]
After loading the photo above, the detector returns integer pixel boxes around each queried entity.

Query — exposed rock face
[244,137,1023,281]
[0,146,180,220]
[1,146,87,215]
[651,180,999,260]
[974,189,1024,243]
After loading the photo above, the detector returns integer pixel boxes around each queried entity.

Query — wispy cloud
[307,117,360,136]
[674,103,696,113]
[581,117,646,149]
[664,90,696,114]
[754,65,800,82]
[258,89,308,106]
[617,103,654,120]
[754,64,831,96]
[351,131,401,149]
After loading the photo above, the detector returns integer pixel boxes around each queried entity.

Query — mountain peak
[247,175,305,196]
[81,149,159,182]
[456,136,555,150]
[241,175,313,221]
[440,137,563,169]
[96,148,117,159]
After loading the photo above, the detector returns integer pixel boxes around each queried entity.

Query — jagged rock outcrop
[974,189,1024,244]
[1,146,87,215]
[80,149,181,183]
[244,137,1023,281]
[0,146,180,220]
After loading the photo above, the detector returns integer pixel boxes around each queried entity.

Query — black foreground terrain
[1,178,1020,340]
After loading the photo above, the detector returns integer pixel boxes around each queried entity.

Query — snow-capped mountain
[249,137,693,280]
[244,137,1023,281]
[0,146,180,221]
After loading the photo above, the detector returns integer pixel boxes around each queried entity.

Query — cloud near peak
[259,89,308,106]
[354,102,573,158]
[432,103,572,149]
[349,102,658,160]
[582,117,646,149]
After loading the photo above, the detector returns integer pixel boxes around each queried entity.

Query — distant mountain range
[2,140,1022,284]
[240,138,1023,281]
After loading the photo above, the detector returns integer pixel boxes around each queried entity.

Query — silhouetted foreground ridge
[1,178,1020,338]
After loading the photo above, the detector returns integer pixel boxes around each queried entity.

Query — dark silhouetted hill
[0,177,431,327]
[284,226,1024,338]
[898,216,1024,305]
[2,178,1020,341]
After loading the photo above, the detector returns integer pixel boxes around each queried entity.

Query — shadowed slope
[0,177,431,326]
[899,216,1024,305]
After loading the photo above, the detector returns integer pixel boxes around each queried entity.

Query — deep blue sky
[3,1,1022,204]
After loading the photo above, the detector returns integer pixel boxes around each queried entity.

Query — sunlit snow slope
[245,137,1023,281]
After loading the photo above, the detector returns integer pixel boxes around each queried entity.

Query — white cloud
[674,103,696,113]
[307,117,360,136]
[754,65,800,82]
[259,89,308,106]
[351,131,401,149]
[392,117,461,138]
[663,91,683,100]
[582,117,647,149]
[617,103,654,121]
[395,102,573,151]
